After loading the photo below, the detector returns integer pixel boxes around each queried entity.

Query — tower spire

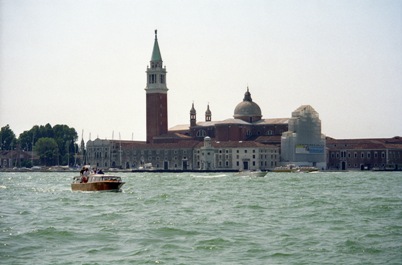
[190,102,197,127]
[205,103,211,122]
[151,29,162,63]
[145,30,168,143]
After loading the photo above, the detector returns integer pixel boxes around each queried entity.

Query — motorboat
[71,174,125,192]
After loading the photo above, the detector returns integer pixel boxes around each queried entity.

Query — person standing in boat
[80,168,89,183]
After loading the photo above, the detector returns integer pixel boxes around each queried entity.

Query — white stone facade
[194,137,279,171]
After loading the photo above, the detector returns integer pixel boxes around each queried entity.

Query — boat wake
[191,174,228,179]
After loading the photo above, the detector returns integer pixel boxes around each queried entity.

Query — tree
[18,124,78,166]
[19,130,35,152]
[0,125,17,150]
[52,124,78,166]
[34,138,60,166]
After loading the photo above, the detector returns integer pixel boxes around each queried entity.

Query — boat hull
[71,181,125,192]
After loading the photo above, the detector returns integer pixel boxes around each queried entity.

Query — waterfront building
[0,150,34,168]
[84,30,402,172]
[194,136,279,171]
[326,137,402,170]
[172,88,289,142]
[86,138,198,170]
[280,105,326,169]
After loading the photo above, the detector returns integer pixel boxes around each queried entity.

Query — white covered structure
[281,105,326,169]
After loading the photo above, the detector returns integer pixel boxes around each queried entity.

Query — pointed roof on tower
[205,104,211,115]
[190,102,196,115]
[151,29,162,62]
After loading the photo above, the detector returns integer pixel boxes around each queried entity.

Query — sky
[1,0,401,143]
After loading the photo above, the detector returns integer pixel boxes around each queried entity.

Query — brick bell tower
[145,30,168,143]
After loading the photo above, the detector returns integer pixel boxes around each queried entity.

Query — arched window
[196,130,206,137]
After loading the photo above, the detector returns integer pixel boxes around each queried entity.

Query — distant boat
[273,164,319,173]
[71,174,125,192]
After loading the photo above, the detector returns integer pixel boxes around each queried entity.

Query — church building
[85,30,329,171]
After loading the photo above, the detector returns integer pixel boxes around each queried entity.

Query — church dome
[233,88,262,122]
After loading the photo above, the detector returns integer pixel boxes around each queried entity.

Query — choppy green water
[0,171,401,264]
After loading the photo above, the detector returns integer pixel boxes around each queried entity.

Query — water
[1,171,401,265]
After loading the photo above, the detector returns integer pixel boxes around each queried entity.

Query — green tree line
[0,124,79,167]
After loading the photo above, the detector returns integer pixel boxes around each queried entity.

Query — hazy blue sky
[1,0,401,142]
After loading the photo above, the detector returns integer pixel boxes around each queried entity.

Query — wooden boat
[71,174,125,192]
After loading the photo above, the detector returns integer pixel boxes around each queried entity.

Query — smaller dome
[233,88,262,122]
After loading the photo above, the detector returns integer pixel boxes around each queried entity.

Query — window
[149,74,157,83]
[196,130,206,137]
